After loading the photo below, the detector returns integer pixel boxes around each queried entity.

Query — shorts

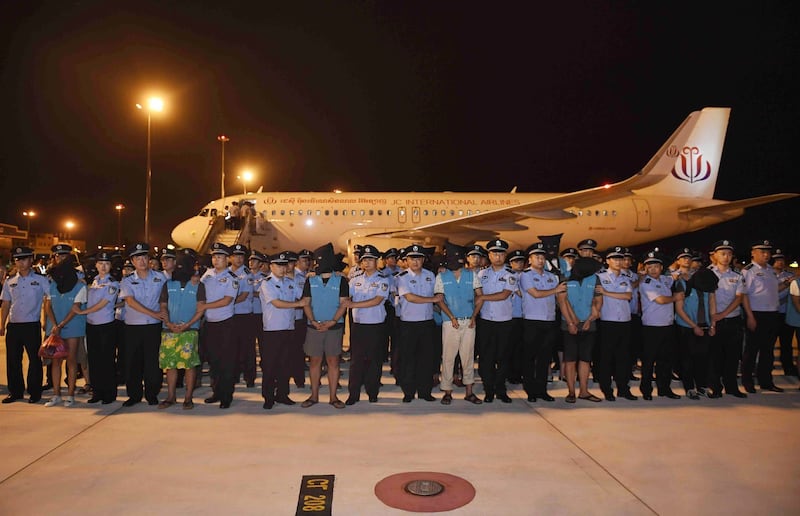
[563,330,595,363]
[303,327,343,357]
[159,330,201,369]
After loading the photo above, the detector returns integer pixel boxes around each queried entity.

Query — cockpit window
[199,209,209,217]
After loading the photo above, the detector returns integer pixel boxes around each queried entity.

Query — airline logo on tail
[669,145,712,183]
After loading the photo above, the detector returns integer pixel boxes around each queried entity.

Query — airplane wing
[677,193,799,216]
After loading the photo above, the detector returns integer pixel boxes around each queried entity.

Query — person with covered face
[637,250,680,400]
[345,244,390,405]
[674,267,718,399]
[1,247,51,404]
[435,243,482,405]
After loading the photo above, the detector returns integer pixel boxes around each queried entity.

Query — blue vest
[786,279,800,328]
[166,280,200,330]
[675,279,711,328]
[47,281,87,337]
[309,275,343,323]
[566,274,596,322]
[439,269,475,320]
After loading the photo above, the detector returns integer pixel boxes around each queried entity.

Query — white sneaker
[63,396,75,407]
[44,396,62,407]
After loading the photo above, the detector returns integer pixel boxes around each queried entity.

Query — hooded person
[300,243,350,409]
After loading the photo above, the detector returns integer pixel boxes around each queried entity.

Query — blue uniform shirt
[742,262,780,312]
[120,269,166,325]
[597,270,633,322]
[1,271,50,323]
[291,270,307,320]
[260,275,297,331]
[519,268,559,321]
[251,272,268,315]
[776,270,794,314]
[396,268,436,322]
[624,269,640,314]
[709,265,744,318]
[639,275,674,327]
[477,266,516,322]
[350,270,390,324]
[230,265,254,315]
[86,274,119,325]
[200,268,238,322]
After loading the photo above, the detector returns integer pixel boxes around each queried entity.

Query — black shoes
[728,390,747,398]
[220,400,231,409]
[765,385,784,392]
[122,398,139,407]
[743,385,756,394]
[539,393,554,402]
[345,397,359,406]
[204,396,219,404]
[102,399,115,405]
[263,399,274,410]
[497,393,512,403]
[619,392,638,401]
[527,395,537,402]
[87,397,102,404]
[402,395,414,403]
[604,392,616,402]
[421,395,436,402]
[659,391,681,399]
[643,393,653,401]
[2,395,22,404]
[147,399,159,406]
[484,393,494,403]
[369,396,378,403]
[275,397,296,405]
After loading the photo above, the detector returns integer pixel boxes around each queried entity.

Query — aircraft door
[398,206,407,224]
[632,199,651,231]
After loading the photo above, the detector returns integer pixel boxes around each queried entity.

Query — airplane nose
[171,218,203,249]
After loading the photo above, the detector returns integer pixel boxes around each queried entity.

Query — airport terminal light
[115,204,125,248]
[238,170,253,195]
[22,210,36,243]
[218,135,229,199]
[136,97,164,244]
[64,220,75,240]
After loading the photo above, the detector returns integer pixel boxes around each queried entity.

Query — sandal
[182,400,194,410]
[329,399,345,409]
[566,394,576,403]
[441,393,452,405]
[301,398,319,408]
[464,393,483,405]
[578,393,602,403]
[158,400,176,409]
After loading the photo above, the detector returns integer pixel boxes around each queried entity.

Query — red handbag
[38,334,69,359]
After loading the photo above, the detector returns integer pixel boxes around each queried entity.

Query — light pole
[237,170,253,195]
[22,210,36,244]
[137,97,164,243]
[115,204,125,248]
[218,135,229,199]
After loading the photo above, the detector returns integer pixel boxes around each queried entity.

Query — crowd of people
[1,235,798,410]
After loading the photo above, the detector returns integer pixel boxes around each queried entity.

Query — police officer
[577,239,598,259]
[229,243,257,388]
[159,247,177,280]
[773,249,799,377]
[0,246,50,403]
[346,244,390,404]
[287,250,309,389]
[596,246,637,401]
[741,240,785,393]
[708,240,747,397]
[519,242,564,402]
[259,252,309,409]
[200,243,239,408]
[119,243,167,407]
[249,250,269,383]
[395,244,442,402]
[475,239,516,403]
[559,248,578,279]
[638,250,680,400]
[78,251,120,404]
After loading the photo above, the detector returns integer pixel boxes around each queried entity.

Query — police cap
[210,243,230,256]
[466,244,486,257]
[577,239,597,250]
[560,248,578,258]
[128,243,150,258]
[642,250,663,265]
[751,239,773,251]
[486,239,509,252]
[231,244,249,256]
[404,244,427,258]
[359,245,381,260]
[606,246,626,259]
[508,249,526,262]
[51,243,73,255]
[711,240,734,252]
[96,251,113,262]
[12,246,34,259]
[526,242,547,256]
[270,252,290,264]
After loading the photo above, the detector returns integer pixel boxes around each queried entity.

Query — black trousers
[640,325,675,395]
[114,319,126,384]
[124,323,163,402]
[5,322,43,398]
[709,317,743,393]
[260,329,293,401]
[742,311,781,389]
[398,320,436,397]
[522,319,556,397]
[349,322,386,399]
[677,326,709,391]
[477,318,512,396]
[777,322,798,376]
[205,318,235,403]
[508,317,524,381]
[597,320,632,395]
[86,322,117,402]
[231,313,257,385]
[289,318,307,386]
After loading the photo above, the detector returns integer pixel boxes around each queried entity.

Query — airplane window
[441,210,446,216]
[595,210,600,216]
[450,210,455,216]
[387,210,391,216]
[423,210,428,216]
[458,210,463,216]
[578,210,583,216]
[369,210,374,216]
[200,209,209,217]
[210,209,218,217]
[334,210,338,216]
[467,210,472,215]
[325,210,330,216]
[603,210,608,216]
[360,210,365,216]
[316,210,321,216]
[271,210,276,216]
[290,210,294,216]
[351,210,356,216]
[280,210,285,216]
[476,210,481,214]
[378,210,383,216]
[399,208,405,216]
[587,210,592,216]
[612,210,617,216]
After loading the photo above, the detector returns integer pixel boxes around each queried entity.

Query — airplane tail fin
[635,107,730,199]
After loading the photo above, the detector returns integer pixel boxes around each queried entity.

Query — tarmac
[0,334,799,515]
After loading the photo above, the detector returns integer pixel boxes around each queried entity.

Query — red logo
[671,146,711,183]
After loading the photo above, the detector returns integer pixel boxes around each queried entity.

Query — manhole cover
[405,479,444,496]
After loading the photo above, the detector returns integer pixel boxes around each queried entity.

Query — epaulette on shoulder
[244,266,251,274]
[743,263,754,270]
[352,270,365,278]
[228,270,238,278]
[523,267,531,272]
[397,270,408,277]
[644,277,652,284]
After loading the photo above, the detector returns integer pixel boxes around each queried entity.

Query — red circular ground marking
[374,471,476,512]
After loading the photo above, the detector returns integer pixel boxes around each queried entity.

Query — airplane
[171,107,797,257]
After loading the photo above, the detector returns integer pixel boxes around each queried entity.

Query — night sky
[1,1,798,258]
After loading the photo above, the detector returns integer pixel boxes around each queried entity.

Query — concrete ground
[0,335,798,515]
